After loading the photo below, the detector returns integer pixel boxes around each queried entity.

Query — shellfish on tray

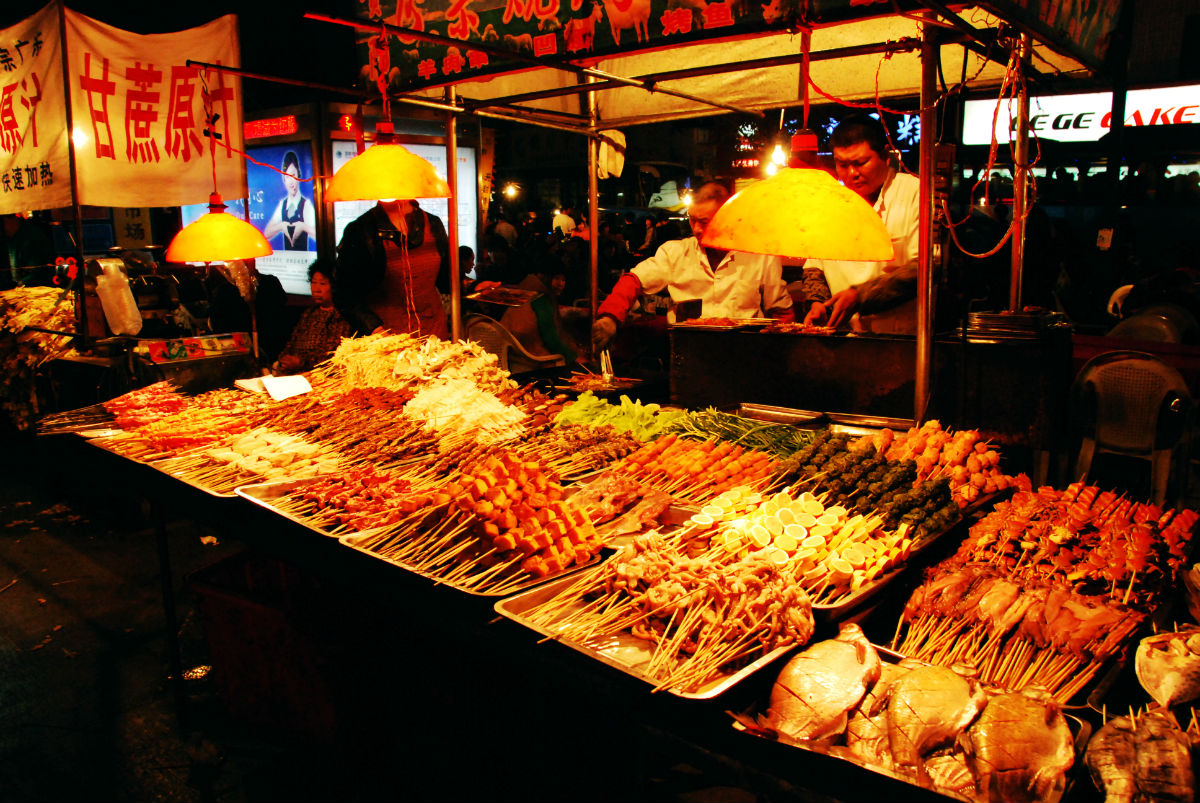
[1136,624,1200,708]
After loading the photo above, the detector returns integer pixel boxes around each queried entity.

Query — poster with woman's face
[247,142,319,295]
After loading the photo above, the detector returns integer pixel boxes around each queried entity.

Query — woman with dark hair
[273,259,354,374]
[263,150,316,251]
[334,199,451,337]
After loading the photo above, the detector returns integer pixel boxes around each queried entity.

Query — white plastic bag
[94,263,143,336]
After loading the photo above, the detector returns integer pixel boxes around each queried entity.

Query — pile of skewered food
[157,427,343,492]
[513,424,642,482]
[787,423,1026,512]
[1,286,76,431]
[554,392,685,441]
[738,623,1077,803]
[893,483,1199,702]
[100,381,191,429]
[607,433,781,505]
[666,408,815,458]
[328,449,604,592]
[682,486,918,606]
[522,529,815,694]
[320,331,514,394]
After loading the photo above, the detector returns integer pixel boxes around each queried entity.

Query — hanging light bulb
[165,193,271,263]
[326,122,451,203]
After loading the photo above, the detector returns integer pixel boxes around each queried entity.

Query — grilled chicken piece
[1136,626,1200,708]
[1134,709,1195,803]
[888,663,987,777]
[1086,715,1136,803]
[845,661,905,769]
[966,687,1074,803]
[765,622,881,742]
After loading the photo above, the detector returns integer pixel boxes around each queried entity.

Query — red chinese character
[446,0,480,40]
[660,7,692,34]
[391,0,427,45]
[467,50,489,69]
[0,85,21,153]
[79,52,117,160]
[417,59,437,80]
[703,0,734,27]
[442,48,465,75]
[163,65,202,162]
[532,32,557,56]
[17,73,41,148]
[125,62,162,164]
[503,0,561,25]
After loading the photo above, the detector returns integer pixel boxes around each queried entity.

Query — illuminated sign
[731,158,761,168]
[963,84,1200,145]
[244,115,299,140]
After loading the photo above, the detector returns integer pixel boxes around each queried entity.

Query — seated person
[274,259,355,374]
[499,265,579,368]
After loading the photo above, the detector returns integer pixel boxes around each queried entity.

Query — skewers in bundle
[554,391,685,441]
[346,449,604,594]
[158,427,341,494]
[90,405,255,461]
[610,433,781,505]
[893,482,1200,702]
[666,408,816,458]
[268,465,453,535]
[683,485,918,606]
[522,529,815,694]
[513,424,641,482]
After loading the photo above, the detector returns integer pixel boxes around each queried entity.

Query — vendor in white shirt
[804,115,921,333]
[591,181,794,349]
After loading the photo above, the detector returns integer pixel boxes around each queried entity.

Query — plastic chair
[464,314,566,374]
[1107,304,1199,343]
[1073,350,1192,506]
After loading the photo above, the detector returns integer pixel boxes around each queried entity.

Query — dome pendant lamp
[164,72,272,264]
[701,129,894,262]
[165,192,272,263]
[325,122,451,203]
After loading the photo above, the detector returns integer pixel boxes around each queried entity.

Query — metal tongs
[599,348,614,384]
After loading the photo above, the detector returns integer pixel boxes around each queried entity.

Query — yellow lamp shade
[701,168,894,262]
[165,194,272,263]
[326,143,451,203]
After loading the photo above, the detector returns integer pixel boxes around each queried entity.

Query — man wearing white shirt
[591,181,794,349]
[804,116,921,333]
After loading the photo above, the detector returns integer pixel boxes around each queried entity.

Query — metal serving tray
[729,643,1091,803]
[235,478,342,537]
[147,455,243,499]
[86,435,172,465]
[494,566,794,699]
[737,403,826,426]
[825,413,915,430]
[340,530,603,598]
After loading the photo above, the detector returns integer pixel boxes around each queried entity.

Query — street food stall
[23,1,1200,800]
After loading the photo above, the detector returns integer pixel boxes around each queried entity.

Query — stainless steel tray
[86,435,171,465]
[147,455,242,499]
[235,478,342,537]
[825,413,915,430]
[494,567,794,699]
[730,644,1091,803]
[737,403,826,426]
[341,529,603,598]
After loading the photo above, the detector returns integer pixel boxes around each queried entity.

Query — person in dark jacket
[333,200,450,337]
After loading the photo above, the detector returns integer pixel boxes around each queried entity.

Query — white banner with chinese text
[0,3,72,214]
[64,9,245,208]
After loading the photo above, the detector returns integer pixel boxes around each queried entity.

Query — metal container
[494,567,794,699]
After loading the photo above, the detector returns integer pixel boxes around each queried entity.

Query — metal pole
[1009,34,1030,311]
[446,85,462,342]
[58,2,88,351]
[588,81,600,327]
[915,14,937,423]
